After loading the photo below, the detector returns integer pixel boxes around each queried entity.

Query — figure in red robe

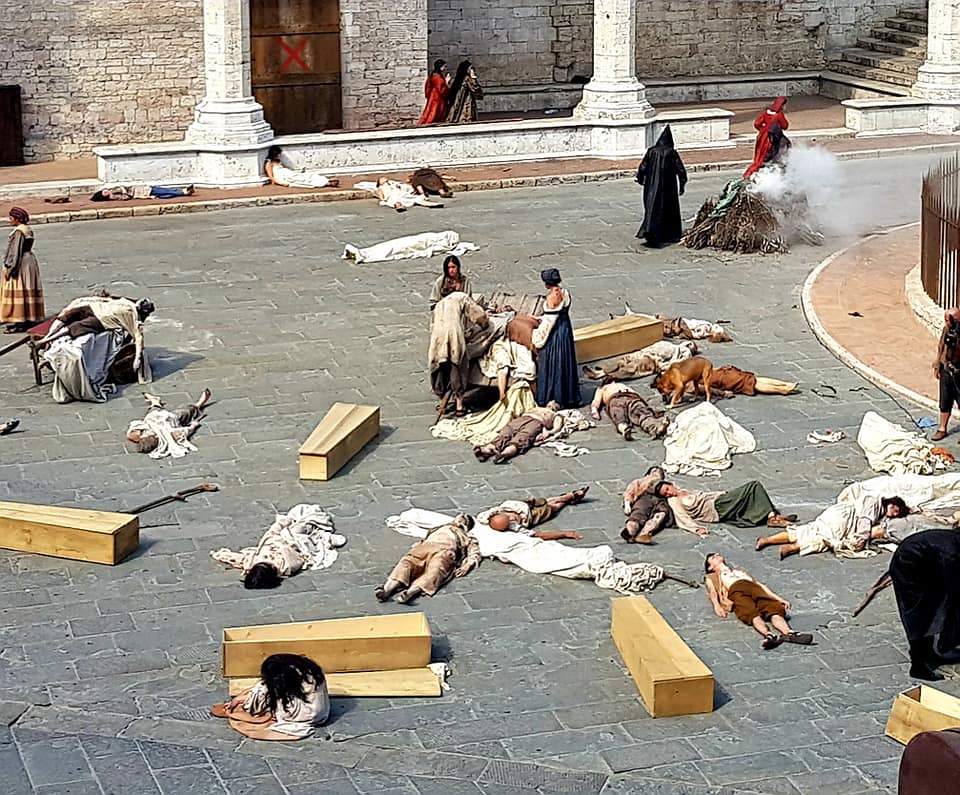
[744,96,789,178]
[419,60,450,126]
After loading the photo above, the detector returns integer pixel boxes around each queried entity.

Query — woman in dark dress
[636,125,687,248]
[532,268,580,408]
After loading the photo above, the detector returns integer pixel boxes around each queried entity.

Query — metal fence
[921,152,960,308]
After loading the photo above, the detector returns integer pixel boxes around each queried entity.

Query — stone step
[820,69,913,98]
[827,61,917,88]
[870,26,926,47]
[898,8,928,22]
[838,47,924,74]
[856,36,926,58]
[883,16,929,35]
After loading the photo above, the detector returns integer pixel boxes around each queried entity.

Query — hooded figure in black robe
[763,121,791,168]
[636,126,688,247]
[890,529,960,681]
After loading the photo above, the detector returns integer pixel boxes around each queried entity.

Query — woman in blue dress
[533,268,581,408]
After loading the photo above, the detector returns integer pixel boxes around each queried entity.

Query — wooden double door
[251,0,342,134]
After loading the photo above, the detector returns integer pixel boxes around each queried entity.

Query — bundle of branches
[684,180,787,254]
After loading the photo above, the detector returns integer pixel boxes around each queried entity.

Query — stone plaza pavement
[0,152,957,794]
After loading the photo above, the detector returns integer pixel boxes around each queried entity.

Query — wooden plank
[299,403,380,481]
[0,501,139,565]
[886,685,960,745]
[227,667,442,698]
[574,314,662,363]
[611,596,714,718]
[222,613,431,678]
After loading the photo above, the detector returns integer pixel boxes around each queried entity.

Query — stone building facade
[0,0,941,163]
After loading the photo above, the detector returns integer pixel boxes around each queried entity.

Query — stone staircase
[828,7,927,94]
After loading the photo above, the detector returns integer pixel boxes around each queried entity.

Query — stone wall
[635,0,928,79]
[427,0,592,87]
[340,0,428,128]
[0,0,203,162]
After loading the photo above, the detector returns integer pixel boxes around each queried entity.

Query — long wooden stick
[664,571,700,589]
[852,571,892,617]
[127,483,219,515]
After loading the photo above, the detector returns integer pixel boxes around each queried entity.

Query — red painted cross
[276,36,308,73]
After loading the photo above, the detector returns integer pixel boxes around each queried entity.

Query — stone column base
[186,97,275,147]
[573,80,656,121]
[913,62,960,101]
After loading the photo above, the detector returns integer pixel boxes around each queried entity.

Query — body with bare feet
[126,389,211,458]
[477,486,589,540]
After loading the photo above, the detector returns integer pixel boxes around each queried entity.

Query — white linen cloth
[44,330,126,404]
[272,164,331,188]
[342,231,478,264]
[856,411,948,475]
[662,402,756,476]
[838,472,960,515]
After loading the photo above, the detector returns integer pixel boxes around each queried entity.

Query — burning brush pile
[684,171,826,254]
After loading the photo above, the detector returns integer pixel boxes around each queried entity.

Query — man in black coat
[636,125,688,247]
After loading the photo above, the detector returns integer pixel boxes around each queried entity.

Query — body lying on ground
[376,514,481,604]
[264,145,339,189]
[704,552,814,651]
[756,494,909,559]
[621,466,674,544]
[590,381,670,440]
[582,340,697,381]
[476,486,589,540]
[211,505,345,589]
[473,401,561,464]
[654,480,794,536]
[126,389,210,459]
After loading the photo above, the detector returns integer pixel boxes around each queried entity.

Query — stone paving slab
[2,152,960,793]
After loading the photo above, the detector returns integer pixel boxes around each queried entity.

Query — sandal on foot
[0,419,19,435]
[932,429,948,442]
[762,634,783,650]
[782,632,814,645]
[571,485,590,503]
[755,537,765,551]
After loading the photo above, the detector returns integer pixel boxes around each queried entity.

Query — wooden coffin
[886,685,960,745]
[0,501,138,565]
[222,613,432,678]
[228,667,442,698]
[574,313,662,363]
[611,596,714,718]
[299,402,380,481]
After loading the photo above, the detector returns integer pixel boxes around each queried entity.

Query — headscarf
[540,268,562,287]
[449,60,472,102]
[8,207,29,225]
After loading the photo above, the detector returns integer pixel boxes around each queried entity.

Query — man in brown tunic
[376,514,481,604]
[473,401,562,464]
[694,365,797,398]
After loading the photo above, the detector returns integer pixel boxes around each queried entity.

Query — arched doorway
[250,0,342,134]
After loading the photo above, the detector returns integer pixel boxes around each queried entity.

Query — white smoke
[746,146,850,244]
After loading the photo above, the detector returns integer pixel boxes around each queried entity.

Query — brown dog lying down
[653,356,713,407]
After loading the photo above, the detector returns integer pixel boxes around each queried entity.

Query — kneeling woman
[212,654,330,740]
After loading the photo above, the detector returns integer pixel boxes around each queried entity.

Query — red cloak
[418,74,450,125]
[744,96,789,178]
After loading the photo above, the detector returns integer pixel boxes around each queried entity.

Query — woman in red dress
[744,96,789,178]
[419,60,450,125]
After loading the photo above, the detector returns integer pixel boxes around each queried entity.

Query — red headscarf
[768,96,787,113]
[8,207,29,225]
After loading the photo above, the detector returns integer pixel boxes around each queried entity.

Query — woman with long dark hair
[429,255,473,310]
[419,59,450,125]
[211,653,330,740]
[447,60,483,124]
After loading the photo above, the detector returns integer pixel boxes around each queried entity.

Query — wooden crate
[886,685,960,745]
[299,403,380,481]
[222,613,432,678]
[228,667,442,698]
[0,501,138,565]
[611,596,714,718]
[574,314,662,363]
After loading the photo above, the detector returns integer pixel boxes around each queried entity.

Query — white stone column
[186,0,273,146]
[574,0,654,121]
[914,0,960,100]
